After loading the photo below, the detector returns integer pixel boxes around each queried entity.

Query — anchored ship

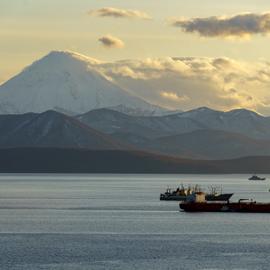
[160,185,233,202]
[179,192,270,213]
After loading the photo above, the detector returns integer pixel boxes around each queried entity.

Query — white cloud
[89,7,151,20]
[86,55,270,114]
[161,91,190,102]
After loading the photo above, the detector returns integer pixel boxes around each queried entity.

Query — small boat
[179,192,270,213]
[160,184,233,202]
[248,175,266,181]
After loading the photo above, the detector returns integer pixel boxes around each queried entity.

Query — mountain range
[76,107,270,159]
[77,107,270,140]
[0,108,269,161]
[1,50,270,171]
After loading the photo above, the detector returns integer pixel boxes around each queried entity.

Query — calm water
[0,174,270,269]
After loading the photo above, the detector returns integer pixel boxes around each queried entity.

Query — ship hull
[180,202,270,213]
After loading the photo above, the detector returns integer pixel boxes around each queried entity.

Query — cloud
[171,12,270,38]
[89,56,270,114]
[89,7,151,20]
[98,35,125,48]
[161,91,190,102]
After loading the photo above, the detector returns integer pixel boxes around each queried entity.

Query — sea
[0,174,270,270]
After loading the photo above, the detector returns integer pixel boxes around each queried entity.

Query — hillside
[0,148,270,173]
[151,129,270,160]
[0,110,128,149]
[78,107,270,140]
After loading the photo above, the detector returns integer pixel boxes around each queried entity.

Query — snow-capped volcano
[0,51,164,115]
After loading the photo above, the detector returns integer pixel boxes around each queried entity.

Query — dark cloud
[172,13,270,38]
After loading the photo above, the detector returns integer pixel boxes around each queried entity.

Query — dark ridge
[0,110,131,150]
[0,147,270,173]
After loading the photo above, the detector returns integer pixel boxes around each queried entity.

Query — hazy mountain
[150,129,270,160]
[0,109,269,160]
[0,51,164,115]
[76,107,270,159]
[107,104,181,117]
[178,107,270,140]
[0,110,128,149]
[78,107,270,140]
[77,108,161,138]
[77,108,205,138]
[109,129,270,160]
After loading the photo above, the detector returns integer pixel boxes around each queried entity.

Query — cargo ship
[179,192,270,213]
[160,185,233,202]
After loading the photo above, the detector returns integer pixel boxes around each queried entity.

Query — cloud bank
[172,12,270,38]
[98,35,125,48]
[88,56,270,115]
[89,7,151,20]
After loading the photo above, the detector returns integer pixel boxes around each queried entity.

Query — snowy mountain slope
[107,104,179,116]
[77,108,206,138]
[77,107,270,140]
[177,107,270,139]
[0,51,164,115]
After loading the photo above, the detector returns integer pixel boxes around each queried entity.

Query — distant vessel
[160,185,233,202]
[248,175,266,181]
[179,192,270,213]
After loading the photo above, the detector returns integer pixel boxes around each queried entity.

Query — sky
[2,0,270,113]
